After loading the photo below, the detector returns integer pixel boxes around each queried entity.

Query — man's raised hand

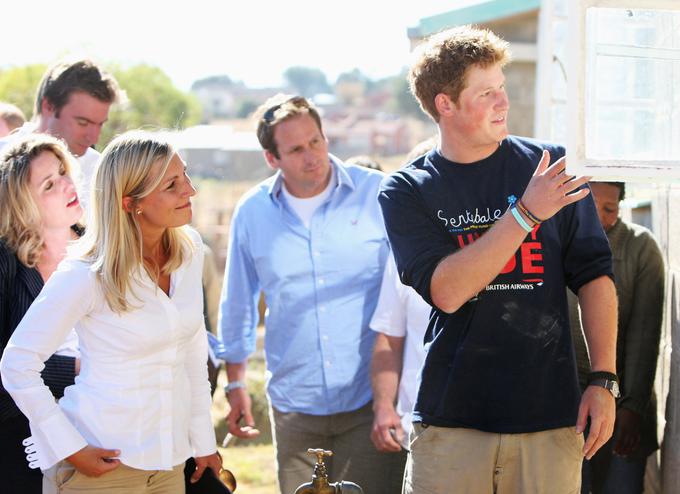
[522,150,591,221]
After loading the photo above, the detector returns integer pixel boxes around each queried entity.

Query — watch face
[611,380,621,398]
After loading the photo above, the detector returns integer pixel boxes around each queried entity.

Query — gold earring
[136,209,142,215]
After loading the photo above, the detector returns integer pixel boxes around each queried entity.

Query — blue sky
[4,0,477,89]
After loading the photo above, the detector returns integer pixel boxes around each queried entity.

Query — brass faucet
[293,449,363,494]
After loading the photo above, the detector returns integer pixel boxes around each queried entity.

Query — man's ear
[121,196,134,213]
[264,150,279,170]
[434,93,456,117]
[41,98,56,118]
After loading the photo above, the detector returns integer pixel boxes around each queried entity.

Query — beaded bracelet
[516,199,544,225]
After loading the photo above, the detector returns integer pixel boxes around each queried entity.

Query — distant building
[159,125,270,181]
[191,76,280,121]
[407,0,540,138]
[324,113,412,158]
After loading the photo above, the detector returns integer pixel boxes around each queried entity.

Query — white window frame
[567,0,680,179]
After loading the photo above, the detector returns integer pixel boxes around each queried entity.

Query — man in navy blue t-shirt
[379,26,619,493]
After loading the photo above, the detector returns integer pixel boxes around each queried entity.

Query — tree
[335,68,373,88]
[101,64,202,146]
[283,66,331,97]
[335,68,374,106]
[390,71,428,121]
[0,63,201,148]
[0,64,47,119]
[190,75,234,91]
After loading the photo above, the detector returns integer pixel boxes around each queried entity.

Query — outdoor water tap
[293,449,363,494]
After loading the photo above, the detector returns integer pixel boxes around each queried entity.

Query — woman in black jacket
[0,134,84,493]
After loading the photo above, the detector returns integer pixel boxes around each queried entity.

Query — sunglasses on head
[262,96,309,124]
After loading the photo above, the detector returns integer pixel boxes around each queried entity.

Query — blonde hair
[74,130,191,313]
[409,25,511,121]
[0,134,78,267]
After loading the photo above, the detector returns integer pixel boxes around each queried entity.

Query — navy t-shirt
[378,136,613,433]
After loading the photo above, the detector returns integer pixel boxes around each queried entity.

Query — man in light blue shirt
[215,95,392,493]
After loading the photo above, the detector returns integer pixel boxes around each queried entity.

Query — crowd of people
[0,25,665,494]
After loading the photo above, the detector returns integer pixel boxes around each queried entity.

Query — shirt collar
[268,154,356,203]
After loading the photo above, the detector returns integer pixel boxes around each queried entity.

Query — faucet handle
[307,448,333,464]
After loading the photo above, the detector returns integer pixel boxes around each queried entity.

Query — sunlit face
[448,62,510,155]
[265,113,332,198]
[590,182,621,232]
[134,153,196,237]
[28,151,83,229]
[42,91,111,157]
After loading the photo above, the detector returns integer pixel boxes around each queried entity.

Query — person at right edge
[572,182,664,494]
[378,25,618,494]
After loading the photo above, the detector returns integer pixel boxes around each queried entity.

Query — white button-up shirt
[0,227,216,471]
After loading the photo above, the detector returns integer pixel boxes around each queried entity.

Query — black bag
[184,457,233,494]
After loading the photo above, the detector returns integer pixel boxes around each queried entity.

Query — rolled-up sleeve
[559,191,613,293]
[378,174,456,306]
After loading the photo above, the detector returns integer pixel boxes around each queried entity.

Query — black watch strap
[587,371,618,384]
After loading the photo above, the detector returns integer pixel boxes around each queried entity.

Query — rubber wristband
[224,380,246,393]
[510,205,533,233]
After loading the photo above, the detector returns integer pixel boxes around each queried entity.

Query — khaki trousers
[43,461,185,494]
[271,401,400,494]
[403,424,584,494]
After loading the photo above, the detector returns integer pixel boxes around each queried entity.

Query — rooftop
[408,0,541,39]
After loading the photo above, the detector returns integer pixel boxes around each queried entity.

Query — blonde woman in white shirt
[0,131,221,493]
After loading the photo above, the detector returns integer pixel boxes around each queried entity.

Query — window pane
[585,7,680,163]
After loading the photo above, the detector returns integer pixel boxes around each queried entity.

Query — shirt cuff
[30,410,88,470]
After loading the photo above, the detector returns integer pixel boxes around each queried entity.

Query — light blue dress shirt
[215,157,389,415]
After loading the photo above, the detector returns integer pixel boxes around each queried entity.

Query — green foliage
[191,74,233,91]
[390,70,428,121]
[283,66,331,97]
[102,64,202,146]
[0,62,201,149]
[336,68,373,90]
[0,64,47,118]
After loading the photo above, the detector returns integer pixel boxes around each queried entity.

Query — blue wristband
[510,205,533,233]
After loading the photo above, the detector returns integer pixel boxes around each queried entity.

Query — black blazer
[0,240,76,421]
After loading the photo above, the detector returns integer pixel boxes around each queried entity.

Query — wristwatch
[587,371,620,399]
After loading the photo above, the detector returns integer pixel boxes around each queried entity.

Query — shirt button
[314,251,321,257]
[322,335,329,341]
[319,306,326,312]
[325,360,332,367]
[318,278,325,285]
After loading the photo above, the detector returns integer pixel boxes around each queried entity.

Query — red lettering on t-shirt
[520,242,544,274]
[500,254,517,274]
[456,232,481,248]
